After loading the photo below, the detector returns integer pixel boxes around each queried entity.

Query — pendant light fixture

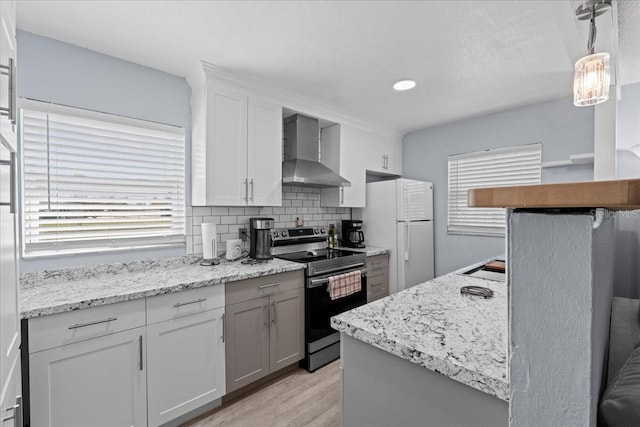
[573,0,612,107]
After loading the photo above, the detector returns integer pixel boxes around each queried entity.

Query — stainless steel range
[272,226,367,372]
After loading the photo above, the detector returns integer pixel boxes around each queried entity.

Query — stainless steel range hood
[282,114,351,188]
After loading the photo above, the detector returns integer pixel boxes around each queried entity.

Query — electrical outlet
[239,228,248,242]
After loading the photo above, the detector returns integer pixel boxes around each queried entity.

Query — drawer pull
[271,302,276,324]
[173,298,207,308]
[68,316,118,330]
[221,313,225,343]
[259,282,281,290]
[139,335,143,371]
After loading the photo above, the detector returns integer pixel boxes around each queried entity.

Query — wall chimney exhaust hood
[282,114,351,188]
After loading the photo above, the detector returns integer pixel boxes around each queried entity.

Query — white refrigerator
[357,178,434,295]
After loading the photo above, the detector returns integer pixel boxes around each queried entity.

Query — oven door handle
[313,263,366,276]
[308,270,367,289]
[309,278,330,288]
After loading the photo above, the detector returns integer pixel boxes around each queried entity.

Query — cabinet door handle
[340,187,344,205]
[1,403,19,422]
[271,302,276,324]
[250,178,254,202]
[259,282,281,290]
[0,153,16,213]
[173,297,207,308]
[382,154,385,170]
[221,313,225,343]
[0,58,15,124]
[139,335,143,371]
[244,179,248,202]
[68,316,118,329]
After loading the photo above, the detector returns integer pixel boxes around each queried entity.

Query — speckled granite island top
[331,268,508,401]
[20,256,304,319]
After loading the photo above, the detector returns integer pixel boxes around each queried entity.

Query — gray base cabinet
[367,254,389,302]
[341,334,508,427]
[224,297,270,391]
[225,271,304,393]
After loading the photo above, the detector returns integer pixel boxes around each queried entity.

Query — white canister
[226,239,243,260]
[201,222,217,260]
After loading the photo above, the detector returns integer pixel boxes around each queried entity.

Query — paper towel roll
[201,222,217,260]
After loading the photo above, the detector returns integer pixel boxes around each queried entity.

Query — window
[20,100,185,257]
[448,143,541,236]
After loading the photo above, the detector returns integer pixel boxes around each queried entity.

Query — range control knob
[281,231,288,238]
[314,228,319,234]
[320,228,326,234]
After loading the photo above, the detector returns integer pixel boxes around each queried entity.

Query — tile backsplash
[186,185,351,256]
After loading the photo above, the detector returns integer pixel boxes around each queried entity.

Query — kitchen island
[331,262,508,427]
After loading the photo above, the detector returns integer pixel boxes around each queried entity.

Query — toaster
[225,239,243,261]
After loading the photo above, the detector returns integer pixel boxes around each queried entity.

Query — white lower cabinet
[28,285,226,427]
[30,327,147,427]
[146,306,225,426]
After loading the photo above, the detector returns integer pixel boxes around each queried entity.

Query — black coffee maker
[342,220,365,248]
[249,218,274,260]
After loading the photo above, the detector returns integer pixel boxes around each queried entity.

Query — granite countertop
[20,256,304,319]
[331,264,508,401]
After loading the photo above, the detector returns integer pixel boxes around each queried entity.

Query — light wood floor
[184,361,342,427]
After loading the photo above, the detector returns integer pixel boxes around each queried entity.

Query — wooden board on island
[468,179,640,211]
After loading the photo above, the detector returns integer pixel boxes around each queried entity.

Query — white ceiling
[16,0,640,134]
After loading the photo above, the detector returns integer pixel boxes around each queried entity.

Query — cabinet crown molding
[190,60,402,139]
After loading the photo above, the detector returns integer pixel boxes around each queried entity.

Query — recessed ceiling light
[393,79,416,91]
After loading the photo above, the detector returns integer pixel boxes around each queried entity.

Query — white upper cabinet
[247,97,283,206]
[366,134,402,176]
[192,81,282,206]
[320,124,366,208]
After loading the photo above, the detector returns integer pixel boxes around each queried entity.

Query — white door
[147,307,225,427]
[0,354,20,427]
[0,0,16,150]
[396,221,434,292]
[0,141,19,390]
[30,327,147,427]
[247,97,282,206]
[207,85,248,205]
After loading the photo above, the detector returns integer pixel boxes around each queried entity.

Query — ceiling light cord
[587,7,597,55]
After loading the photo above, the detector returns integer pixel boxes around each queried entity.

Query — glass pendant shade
[573,52,610,106]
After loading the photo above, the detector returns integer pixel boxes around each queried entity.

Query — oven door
[306,269,367,347]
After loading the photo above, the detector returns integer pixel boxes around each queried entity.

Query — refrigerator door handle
[404,222,410,261]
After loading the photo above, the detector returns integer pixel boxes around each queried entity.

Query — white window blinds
[448,143,541,236]
[21,101,185,256]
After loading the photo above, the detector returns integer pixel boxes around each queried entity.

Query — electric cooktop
[275,248,361,264]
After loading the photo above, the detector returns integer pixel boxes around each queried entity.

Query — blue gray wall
[402,97,594,275]
[17,31,192,272]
